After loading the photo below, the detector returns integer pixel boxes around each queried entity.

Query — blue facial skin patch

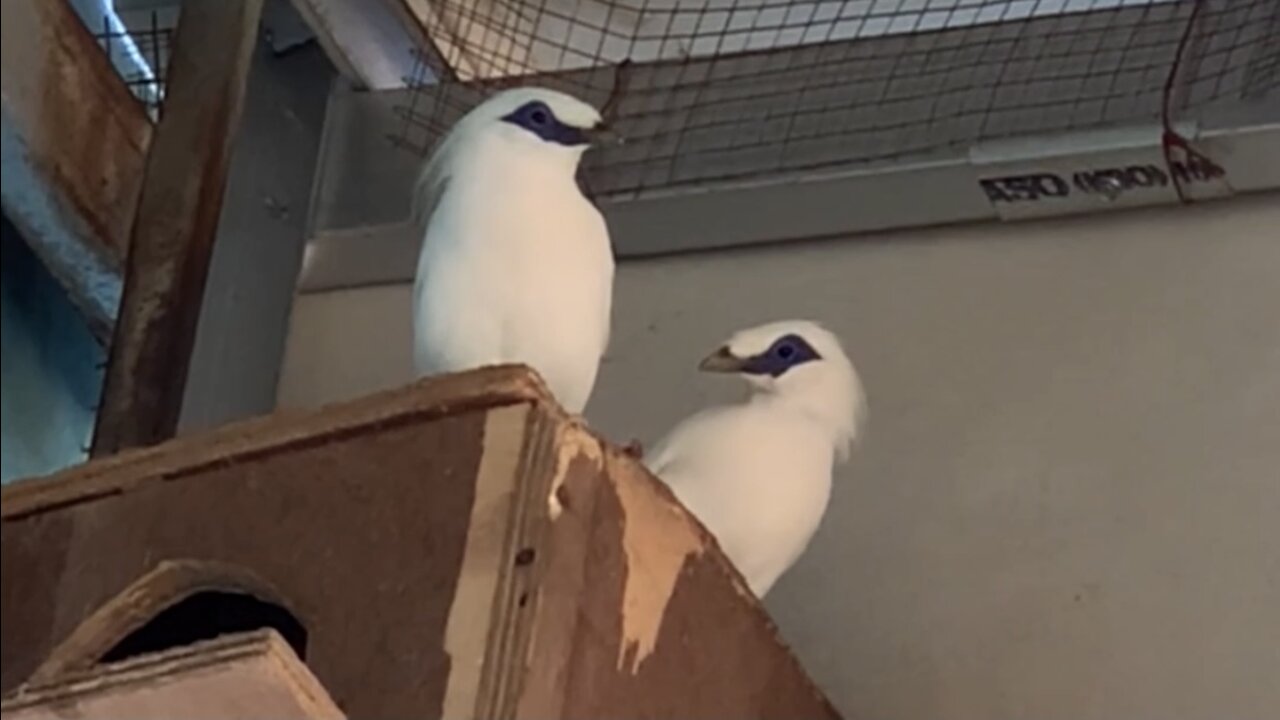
[502,100,590,147]
[740,334,822,377]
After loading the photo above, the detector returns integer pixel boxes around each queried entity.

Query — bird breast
[658,407,835,553]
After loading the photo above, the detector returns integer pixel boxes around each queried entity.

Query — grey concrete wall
[278,193,1280,720]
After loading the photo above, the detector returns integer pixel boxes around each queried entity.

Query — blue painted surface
[1,217,105,484]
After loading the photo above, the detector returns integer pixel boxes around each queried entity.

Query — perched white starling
[411,87,615,414]
[645,320,867,597]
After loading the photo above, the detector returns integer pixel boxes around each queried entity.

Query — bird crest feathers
[410,87,602,228]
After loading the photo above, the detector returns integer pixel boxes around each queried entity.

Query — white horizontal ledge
[297,105,1279,294]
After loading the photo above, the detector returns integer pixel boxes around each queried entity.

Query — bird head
[699,320,867,460]
[446,87,613,167]
[412,87,614,224]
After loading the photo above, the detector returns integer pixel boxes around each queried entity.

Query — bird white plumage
[645,320,867,598]
[411,87,615,414]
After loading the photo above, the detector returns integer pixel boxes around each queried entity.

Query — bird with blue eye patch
[412,87,617,417]
[643,320,867,598]
[502,98,599,146]
[725,332,823,377]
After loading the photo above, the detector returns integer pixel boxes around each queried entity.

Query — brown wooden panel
[0,0,150,266]
[0,0,152,340]
[515,431,841,720]
[3,366,840,719]
[2,367,547,719]
[1,630,343,720]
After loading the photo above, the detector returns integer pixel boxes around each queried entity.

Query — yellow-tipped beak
[698,346,747,373]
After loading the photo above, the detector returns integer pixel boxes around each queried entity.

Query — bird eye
[529,107,549,125]
[775,342,796,360]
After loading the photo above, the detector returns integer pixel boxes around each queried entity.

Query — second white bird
[411,87,615,414]
[645,320,867,598]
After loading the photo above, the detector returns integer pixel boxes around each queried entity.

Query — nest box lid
[2,364,840,720]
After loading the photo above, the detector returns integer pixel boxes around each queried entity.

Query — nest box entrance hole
[26,561,312,686]
[99,590,309,663]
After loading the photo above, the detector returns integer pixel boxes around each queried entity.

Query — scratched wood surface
[3,365,838,719]
[1,630,343,720]
[1,368,544,718]
[509,426,841,720]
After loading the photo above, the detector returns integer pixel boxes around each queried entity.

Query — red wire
[1161,0,1210,203]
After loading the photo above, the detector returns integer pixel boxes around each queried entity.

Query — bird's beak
[698,346,747,373]
[585,120,623,146]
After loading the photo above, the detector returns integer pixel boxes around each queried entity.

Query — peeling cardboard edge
[1,629,335,715]
[609,453,705,674]
[439,403,530,720]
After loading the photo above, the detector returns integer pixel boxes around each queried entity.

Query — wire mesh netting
[89,7,178,116]
[392,0,1278,199]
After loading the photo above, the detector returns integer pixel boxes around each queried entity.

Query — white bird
[411,87,615,414]
[645,320,867,598]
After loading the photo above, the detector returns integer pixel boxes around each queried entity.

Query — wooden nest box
[1,366,840,719]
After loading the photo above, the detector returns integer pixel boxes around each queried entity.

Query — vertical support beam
[92,0,266,456]
[178,32,334,435]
